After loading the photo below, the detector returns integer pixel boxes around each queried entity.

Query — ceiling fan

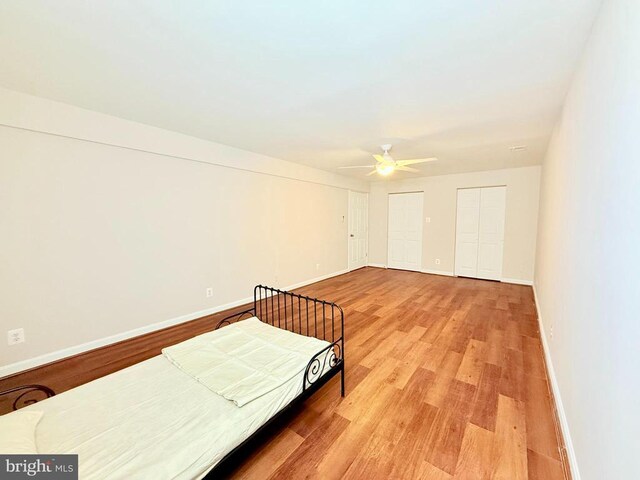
[338,144,437,176]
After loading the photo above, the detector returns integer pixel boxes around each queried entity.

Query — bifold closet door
[388,192,423,272]
[476,186,506,280]
[454,188,481,277]
[454,186,506,281]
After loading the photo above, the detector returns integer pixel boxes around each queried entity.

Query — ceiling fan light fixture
[376,164,395,176]
[338,144,436,177]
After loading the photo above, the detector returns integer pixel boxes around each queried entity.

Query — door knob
[349,234,354,237]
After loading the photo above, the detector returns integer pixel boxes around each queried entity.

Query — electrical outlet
[425,217,431,223]
[435,259,441,265]
[7,328,25,345]
[206,287,213,298]
[550,325,554,339]
[316,263,320,271]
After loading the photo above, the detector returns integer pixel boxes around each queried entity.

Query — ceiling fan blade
[366,169,378,176]
[395,165,420,173]
[372,154,386,163]
[396,157,438,166]
[338,165,376,169]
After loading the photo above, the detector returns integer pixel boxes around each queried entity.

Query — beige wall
[535,0,640,478]
[0,89,367,374]
[369,166,541,283]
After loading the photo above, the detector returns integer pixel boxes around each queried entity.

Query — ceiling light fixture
[375,164,395,176]
[337,145,438,176]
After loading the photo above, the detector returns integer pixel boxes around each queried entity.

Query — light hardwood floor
[232,268,568,479]
[0,267,568,479]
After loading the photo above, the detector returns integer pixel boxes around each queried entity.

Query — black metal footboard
[207,285,345,477]
[216,284,345,396]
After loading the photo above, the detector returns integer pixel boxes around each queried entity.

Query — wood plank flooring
[0,267,568,479]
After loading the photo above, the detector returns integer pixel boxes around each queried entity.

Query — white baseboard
[278,269,348,290]
[419,271,532,285]
[0,268,349,379]
[422,269,454,277]
[532,284,580,480]
[501,277,534,286]
[367,263,387,269]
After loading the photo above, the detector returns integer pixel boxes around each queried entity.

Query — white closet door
[455,186,506,281]
[476,186,506,280]
[388,192,423,272]
[348,191,369,271]
[454,188,481,277]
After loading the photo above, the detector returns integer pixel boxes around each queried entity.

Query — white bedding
[162,318,331,407]
[13,322,335,479]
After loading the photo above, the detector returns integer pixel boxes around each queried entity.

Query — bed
[0,285,345,479]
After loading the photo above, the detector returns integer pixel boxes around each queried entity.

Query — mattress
[18,323,335,479]
[163,317,332,407]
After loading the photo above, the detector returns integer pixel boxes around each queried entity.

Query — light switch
[425,217,431,223]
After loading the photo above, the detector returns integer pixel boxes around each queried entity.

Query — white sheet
[12,330,336,479]
[162,318,331,407]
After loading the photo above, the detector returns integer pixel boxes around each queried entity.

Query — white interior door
[348,191,368,270]
[454,188,481,277]
[387,192,423,272]
[477,186,506,280]
[454,186,506,280]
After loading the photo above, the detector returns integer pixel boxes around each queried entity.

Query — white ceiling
[0,1,602,180]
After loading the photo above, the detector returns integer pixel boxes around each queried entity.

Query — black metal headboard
[0,384,56,411]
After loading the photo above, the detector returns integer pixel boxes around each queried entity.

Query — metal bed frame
[0,384,55,411]
[207,285,345,476]
[0,285,345,478]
